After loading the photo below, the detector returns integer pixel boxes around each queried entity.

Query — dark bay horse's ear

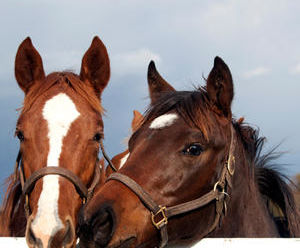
[147,61,175,104]
[207,57,234,118]
[131,110,143,132]
[15,37,45,94]
[80,36,110,98]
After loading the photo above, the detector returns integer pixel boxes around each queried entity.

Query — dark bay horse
[0,36,111,248]
[79,58,300,247]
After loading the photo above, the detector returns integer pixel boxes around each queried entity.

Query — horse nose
[26,216,76,248]
[79,205,115,247]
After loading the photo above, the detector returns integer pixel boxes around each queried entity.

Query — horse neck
[212,141,279,237]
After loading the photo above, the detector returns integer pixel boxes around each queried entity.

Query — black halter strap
[107,126,237,248]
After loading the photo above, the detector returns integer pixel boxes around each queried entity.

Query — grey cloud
[1,0,300,199]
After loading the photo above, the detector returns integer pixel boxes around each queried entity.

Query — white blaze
[119,153,130,169]
[31,93,80,239]
[150,113,178,129]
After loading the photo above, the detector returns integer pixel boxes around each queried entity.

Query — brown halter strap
[14,138,116,218]
[107,125,237,248]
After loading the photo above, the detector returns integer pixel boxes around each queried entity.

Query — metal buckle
[25,194,29,207]
[214,181,225,201]
[213,181,221,192]
[151,206,168,229]
[227,155,235,176]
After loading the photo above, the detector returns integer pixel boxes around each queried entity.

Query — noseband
[14,139,117,218]
[107,126,237,248]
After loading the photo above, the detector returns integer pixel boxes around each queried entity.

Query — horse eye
[183,144,203,156]
[16,131,25,142]
[93,133,103,142]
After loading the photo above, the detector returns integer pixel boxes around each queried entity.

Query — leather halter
[107,125,237,248]
[14,139,116,218]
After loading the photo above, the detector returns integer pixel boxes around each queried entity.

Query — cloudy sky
[1,0,300,199]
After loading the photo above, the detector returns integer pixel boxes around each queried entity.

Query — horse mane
[233,121,300,236]
[140,89,300,237]
[21,72,103,115]
[0,173,26,236]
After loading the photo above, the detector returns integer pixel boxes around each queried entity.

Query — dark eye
[93,133,103,142]
[183,144,203,156]
[16,131,25,142]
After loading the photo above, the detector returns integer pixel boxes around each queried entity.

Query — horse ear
[207,57,234,118]
[80,36,110,98]
[15,37,45,94]
[131,110,143,132]
[147,61,175,104]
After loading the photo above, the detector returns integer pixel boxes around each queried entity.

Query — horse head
[79,58,300,247]
[12,36,110,247]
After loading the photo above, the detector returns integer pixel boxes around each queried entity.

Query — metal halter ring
[227,155,235,176]
[151,206,168,229]
[213,181,222,192]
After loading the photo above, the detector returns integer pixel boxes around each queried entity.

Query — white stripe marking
[119,153,130,169]
[31,93,80,238]
[150,113,178,129]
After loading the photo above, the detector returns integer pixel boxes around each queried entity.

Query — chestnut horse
[0,36,111,248]
[79,58,300,247]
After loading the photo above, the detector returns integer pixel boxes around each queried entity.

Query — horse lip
[108,236,137,248]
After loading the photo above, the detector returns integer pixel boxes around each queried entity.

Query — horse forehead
[149,113,178,129]
[43,93,80,120]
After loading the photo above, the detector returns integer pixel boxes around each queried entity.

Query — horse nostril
[90,206,115,247]
[62,218,75,246]
[25,217,39,247]
[27,225,37,246]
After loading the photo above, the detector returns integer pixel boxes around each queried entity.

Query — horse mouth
[108,236,136,248]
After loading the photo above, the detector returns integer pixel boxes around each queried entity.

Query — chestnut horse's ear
[147,61,175,104]
[15,37,45,94]
[131,110,143,132]
[80,36,110,98]
[207,56,234,118]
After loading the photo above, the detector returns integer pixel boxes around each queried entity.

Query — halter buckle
[227,155,235,176]
[151,206,168,229]
[25,194,29,206]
